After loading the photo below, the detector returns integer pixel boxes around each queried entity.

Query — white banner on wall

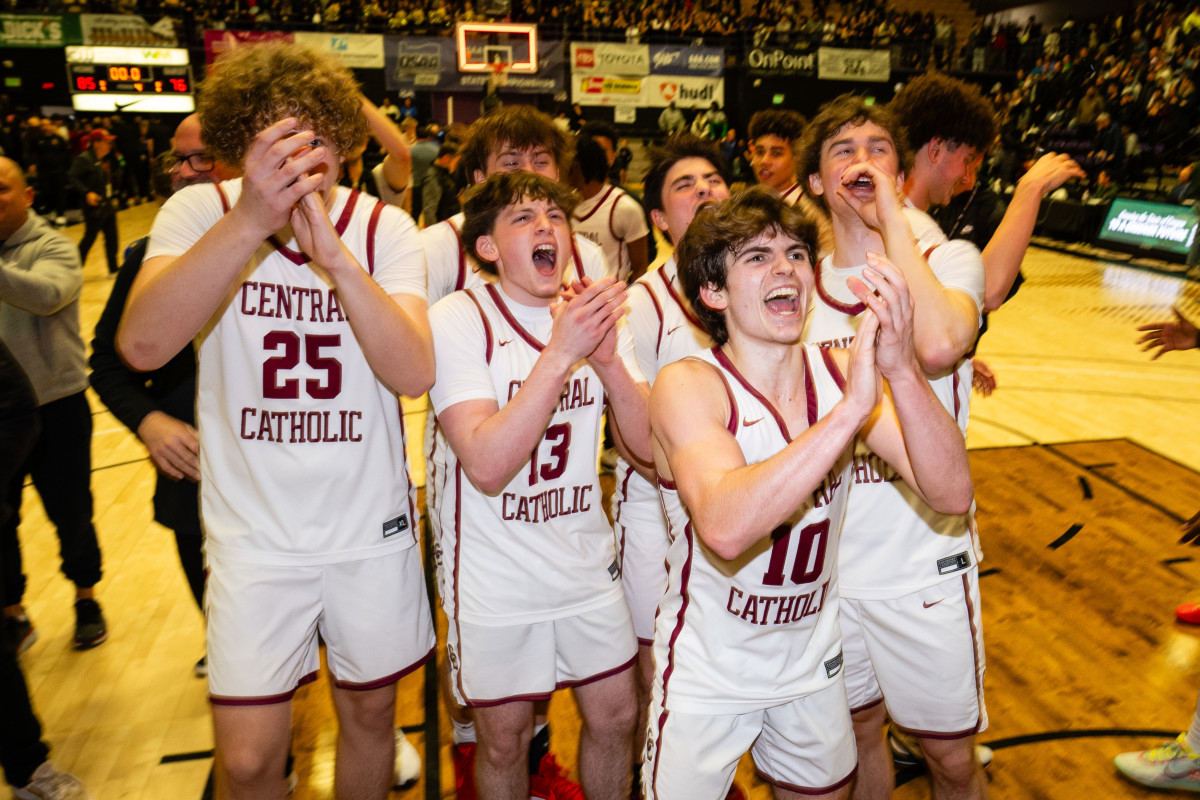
[570,74,644,106]
[817,47,890,82]
[569,42,650,76]
[643,76,724,108]
[294,32,384,69]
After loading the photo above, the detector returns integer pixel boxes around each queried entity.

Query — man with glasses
[89,113,239,675]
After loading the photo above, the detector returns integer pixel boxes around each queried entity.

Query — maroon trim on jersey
[485,283,546,352]
[756,765,857,796]
[465,289,495,364]
[952,369,962,423]
[334,646,434,690]
[802,347,819,426]
[426,414,442,521]
[556,653,637,690]
[711,346,805,442]
[657,477,677,491]
[209,671,318,706]
[451,462,471,705]
[214,182,230,214]
[573,184,617,223]
[465,689,555,708]
[923,243,939,261]
[779,182,801,203]
[849,695,886,714]
[815,261,866,316]
[446,218,469,291]
[819,346,847,392]
[657,267,704,330]
[568,236,585,283]
[652,519,696,797]
[613,465,635,530]
[634,281,665,360]
[269,189,361,265]
[892,574,983,740]
[365,199,386,276]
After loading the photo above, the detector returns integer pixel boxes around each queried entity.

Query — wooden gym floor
[11,199,1200,799]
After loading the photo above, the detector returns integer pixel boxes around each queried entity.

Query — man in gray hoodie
[0,156,105,655]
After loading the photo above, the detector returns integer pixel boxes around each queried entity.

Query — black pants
[0,400,47,789]
[0,392,102,608]
[78,207,118,274]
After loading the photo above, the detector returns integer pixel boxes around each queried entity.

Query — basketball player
[428,171,649,800]
[612,134,730,786]
[747,109,807,205]
[889,71,1084,394]
[420,105,609,798]
[568,136,650,282]
[643,187,974,800]
[798,95,987,800]
[117,43,434,800]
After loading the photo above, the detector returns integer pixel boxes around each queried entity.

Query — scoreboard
[65,46,195,113]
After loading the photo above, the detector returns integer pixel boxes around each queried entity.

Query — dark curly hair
[796,94,913,209]
[458,105,574,183]
[747,109,807,146]
[641,132,731,216]
[676,186,820,347]
[888,72,997,153]
[460,171,580,276]
[198,43,368,168]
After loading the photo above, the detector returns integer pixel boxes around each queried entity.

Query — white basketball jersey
[430,283,626,626]
[613,259,711,560]
[146,180,422,566]
[802,252,978,599]
[422,216,612,545]
[779,182,804,206]
[653,345,852,715]
[571,184,645,281]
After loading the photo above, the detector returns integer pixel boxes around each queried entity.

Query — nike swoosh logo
[498,339,513,347]
[742,417,763,427]
[923,600,944,609]
[666,324,684,335]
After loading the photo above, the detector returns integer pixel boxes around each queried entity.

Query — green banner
[0,14,77,48]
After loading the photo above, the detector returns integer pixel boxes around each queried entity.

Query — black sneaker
[6,614,37,656]
[73,599,107,649]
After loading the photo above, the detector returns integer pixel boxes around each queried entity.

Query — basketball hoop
[488,60,509,90]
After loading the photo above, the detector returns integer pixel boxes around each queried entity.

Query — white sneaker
[394,730,421,789]
[13,761,91,800]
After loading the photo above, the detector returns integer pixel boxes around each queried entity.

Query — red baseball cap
[87,128,116,142]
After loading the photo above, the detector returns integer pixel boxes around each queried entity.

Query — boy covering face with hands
[118,43,434,800]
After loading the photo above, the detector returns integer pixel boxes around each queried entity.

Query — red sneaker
[452,742,478,800]
[530,753,585,800]
[1177,603,1200,624]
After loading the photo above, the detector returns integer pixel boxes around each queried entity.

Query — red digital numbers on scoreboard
[76,76,97,91]
[169,77,188,92]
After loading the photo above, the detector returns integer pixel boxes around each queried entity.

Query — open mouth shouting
[532,242,558,274]
[765,286,802,316]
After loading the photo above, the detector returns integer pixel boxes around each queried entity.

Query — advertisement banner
[294,32,384,69]
[203,29,294,64]
[817,47,890,82]
[570,42,649,76]
[746,46,815,76]
[571,74,643,106]
[384,36,564,94]
[0,14,74,48]
[79,13,177,47]
[648,45,724,77]
[643,76,724,108]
